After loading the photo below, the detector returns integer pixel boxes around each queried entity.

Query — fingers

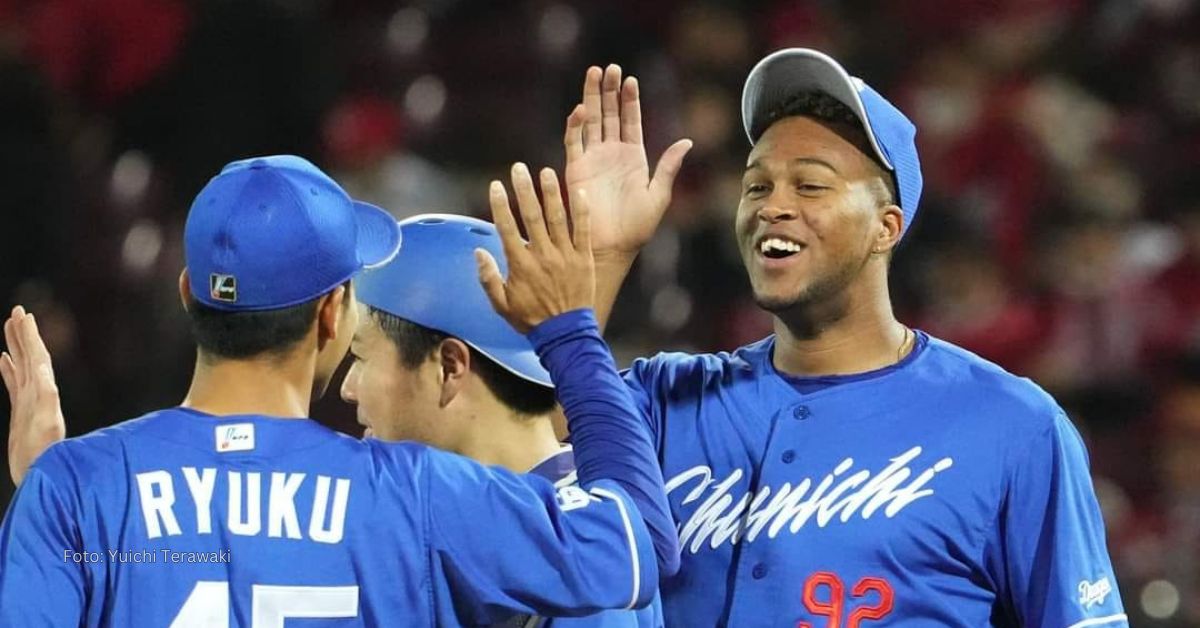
[2,313,16,372]
[564,104,585,163]
[0,352,14,396]
[4,306,26,387]
[539,168,571,249]
[620,76,643,145]
[571,188,592,255]
[601,64,622,141]
[511,163,552,251]
[23,316,58,397]
[475,249,510,316]
[488,180,527,266]
[650,139,695,202]
[582,66,602,145]
[22,314,54,374]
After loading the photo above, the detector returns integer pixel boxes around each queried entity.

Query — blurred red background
[1,1,1197,623]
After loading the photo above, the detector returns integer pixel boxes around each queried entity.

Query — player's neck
[770,280,908,378]
[181,352,315,419]
[457,406,563,474]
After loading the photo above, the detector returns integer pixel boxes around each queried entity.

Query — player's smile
[752,232,809,272]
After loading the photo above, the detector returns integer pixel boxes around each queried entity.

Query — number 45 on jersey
[172,582,358,627]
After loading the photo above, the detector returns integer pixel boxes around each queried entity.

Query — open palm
[564,65,692,257]
[2,306,67,485]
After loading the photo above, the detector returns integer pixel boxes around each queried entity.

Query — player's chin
[753,292,804,313]
[749,277,807,313]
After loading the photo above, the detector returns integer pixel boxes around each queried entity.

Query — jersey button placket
[781,450,795,463]
[793,405,811,420]
[751,563,768,579]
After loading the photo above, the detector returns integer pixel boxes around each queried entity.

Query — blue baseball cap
[741,48,924,236]
[185,155,402,310]
[356,214,552,387]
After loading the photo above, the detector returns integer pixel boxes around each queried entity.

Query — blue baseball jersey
[624,332,1127,627]
[0,409,658,626]
[518,447,665,628]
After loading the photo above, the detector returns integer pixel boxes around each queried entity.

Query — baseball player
[557,52,1128,626]
[342,200,664,628]
[0,155,678,625]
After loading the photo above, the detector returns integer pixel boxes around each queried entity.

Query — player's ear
[316,284,347,348]
[178,269,192,312]
[437,338,471,408]
[872,204,903,258]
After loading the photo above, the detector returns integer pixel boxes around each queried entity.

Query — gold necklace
[896,326,914,362]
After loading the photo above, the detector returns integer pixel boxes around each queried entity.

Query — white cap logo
[210,274,237,303]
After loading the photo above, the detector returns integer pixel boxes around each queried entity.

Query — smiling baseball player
[558,51,1127,627]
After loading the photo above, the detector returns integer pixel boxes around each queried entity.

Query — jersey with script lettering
[624,332,1127,628]
[500,447,664,628]
[0,409,656,627]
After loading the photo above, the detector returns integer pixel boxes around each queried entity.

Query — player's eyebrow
[744,157,840,174]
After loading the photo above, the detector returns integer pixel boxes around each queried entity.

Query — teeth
[760,237,802,254]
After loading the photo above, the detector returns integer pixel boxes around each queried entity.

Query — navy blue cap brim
[353,201,402,269]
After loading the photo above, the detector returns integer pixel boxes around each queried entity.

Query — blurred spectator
[1107,355,1200,626]
[323,93,467,218]
[0,2,1197,606]
[917,240,1047,373]
[1143,192,1200,364]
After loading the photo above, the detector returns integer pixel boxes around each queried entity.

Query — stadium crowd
[0,0,1197,624]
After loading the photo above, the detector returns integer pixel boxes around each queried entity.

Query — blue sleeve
[987,412,1128,628]
[528,310,679,577]
[423,448,658,623]
[621,357,662,451]
[0,462,87,626]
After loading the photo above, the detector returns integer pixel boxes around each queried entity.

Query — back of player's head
[183,155,401,359]
[187,281,352,360]
[741,48,923,237]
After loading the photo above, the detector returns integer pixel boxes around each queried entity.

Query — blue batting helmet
[355,214,552,387]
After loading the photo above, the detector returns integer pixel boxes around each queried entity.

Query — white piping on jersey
[554,471,579,489]
[527,445,573,477]
[589,488,641,610]
[1064,614,1128,628]
[665,446,954,553]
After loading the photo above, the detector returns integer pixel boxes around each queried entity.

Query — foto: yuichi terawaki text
[63,549,231,564]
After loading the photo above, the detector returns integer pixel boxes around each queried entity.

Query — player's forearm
[9,426,63,486]
[593,252,637,333]
[528,308,680,576]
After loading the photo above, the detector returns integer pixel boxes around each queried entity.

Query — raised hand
[477,163,595,334]
[1,306,67,485]
[564,64,693,258]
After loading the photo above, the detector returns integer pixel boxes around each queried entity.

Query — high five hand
[477,163,595,334]
[1,306,67,485]
[564,64,693,257]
